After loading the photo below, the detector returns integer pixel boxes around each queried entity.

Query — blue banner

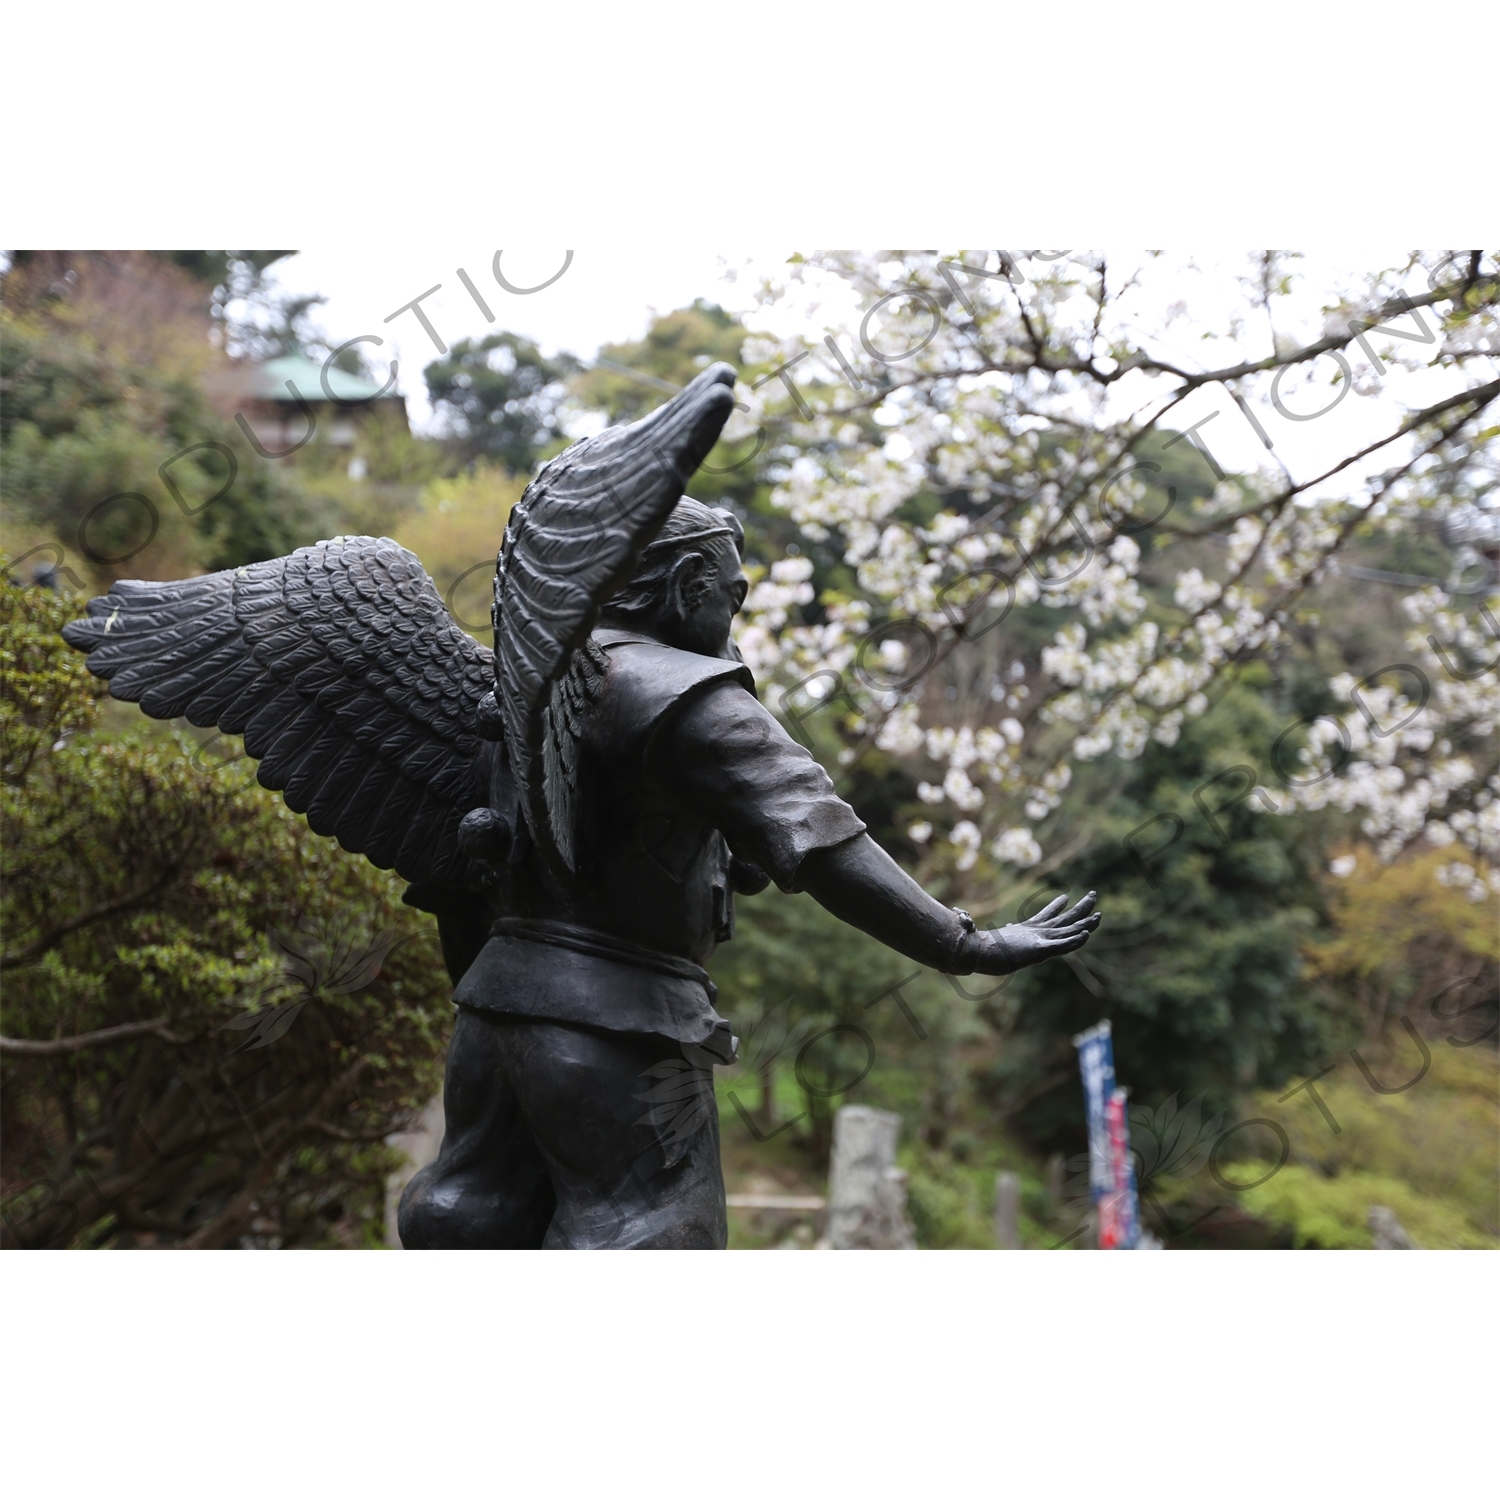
[1073,1021,1143,1249]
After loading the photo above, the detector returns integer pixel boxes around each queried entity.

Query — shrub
[0,568,452,1249]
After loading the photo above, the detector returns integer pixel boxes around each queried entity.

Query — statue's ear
[666,550,712,615]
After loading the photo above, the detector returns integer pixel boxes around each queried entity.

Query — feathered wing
[541,636,609,876]
[61,535,495,887]
[494,360,737,882]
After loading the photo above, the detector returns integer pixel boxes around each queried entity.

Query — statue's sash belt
[490,918,716,992]
[451,918,737,1063]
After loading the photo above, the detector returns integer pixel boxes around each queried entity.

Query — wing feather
[395,790,458,879]
[218,671,280,735]
[361,775,427,867]
[256,704,331,789]
[304,741,370,834]
[135,638,259,716]
[281,721,349,811]
[493,361,737,882]
[183,658,265,725]
[243,687,312,757]
[336,763,398,845]
[62,536,494,886]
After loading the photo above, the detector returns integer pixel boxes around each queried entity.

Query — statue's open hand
[960,891,1100,976]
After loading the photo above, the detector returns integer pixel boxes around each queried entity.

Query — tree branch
[0,1018,178,1056]
[0,876,180,970]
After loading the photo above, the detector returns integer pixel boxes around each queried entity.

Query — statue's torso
[559,628,752,965]
[451,630,752,1052]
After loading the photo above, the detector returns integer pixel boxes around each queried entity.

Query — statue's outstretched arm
[798,835,1098,976]
[665,683,1101,976]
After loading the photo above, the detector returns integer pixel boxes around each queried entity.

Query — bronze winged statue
[63,362,1100,1249]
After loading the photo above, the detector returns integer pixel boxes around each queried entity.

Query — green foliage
[712,883,937,1160]
[0,253,330,583]
[424,332,579,475]
[710,684,1384,1245]
[287,404,449,547]
[991,682,1340,1141]
[711,877,995,1163]
[1238,1164,1492,1249]
[1149,1043,1499,1249]
[903,1157,987,1248]
[0,567,104,781]
[1306,844,1498,1019]
[388,465,525,644]
[0,570,452,1249]
[572,301,765,516]
[151,251,295,294]
[573,300,746,425]
[1239,1044,1498,1247]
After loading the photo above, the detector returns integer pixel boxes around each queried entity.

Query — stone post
[1369,1205,1418,1249]
[1044,1153,1065,1219]
[994,1170,1022,1249]
[828,1105,917,1249]
[384,1094,444,1248]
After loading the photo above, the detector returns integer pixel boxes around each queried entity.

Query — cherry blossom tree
[727,251,1499,896]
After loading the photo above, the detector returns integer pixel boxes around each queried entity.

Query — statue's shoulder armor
[590,628,753,760]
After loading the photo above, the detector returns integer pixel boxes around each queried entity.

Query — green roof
[247,353,400,404]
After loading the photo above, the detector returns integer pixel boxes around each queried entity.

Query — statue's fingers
[1026,895,1069,925]
[1044,916,1100,945]
[1047,891,1097,927]
[1047,928,1095,953]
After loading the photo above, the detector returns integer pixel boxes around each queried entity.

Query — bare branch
[0,1018,178,1056]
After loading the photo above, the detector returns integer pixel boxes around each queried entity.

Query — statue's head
[602,497,748,658]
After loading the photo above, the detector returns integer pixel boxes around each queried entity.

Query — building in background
[226,354,408,470]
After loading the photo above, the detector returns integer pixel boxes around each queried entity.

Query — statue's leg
[396,1007,557,1249]
[495,1018,727,1250]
